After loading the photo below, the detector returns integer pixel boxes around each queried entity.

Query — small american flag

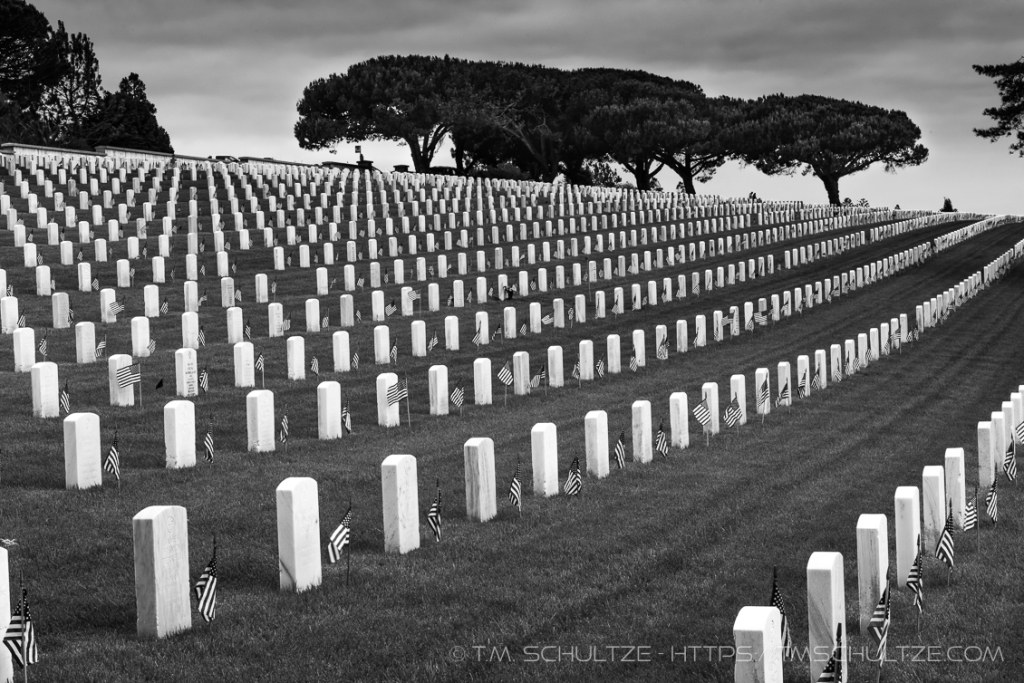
[508,462,522,512]
[426,483,441,541]
[328,506,352,564]
[310,356,320,377]
[655,422,669,458]
[450,385,465,408]
[563,456,582,496]
[427,330,438,352]
[203,420,215,462]
[199,367,209,393]
[193,542,217,623]
[692,398,711,427]
[497,362,514,386]
[907,535,924,612]
[613,432,626,468]
[934,501,955,568]
[385,300,397,316]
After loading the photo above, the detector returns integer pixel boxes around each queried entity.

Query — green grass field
[0,177,1021,682]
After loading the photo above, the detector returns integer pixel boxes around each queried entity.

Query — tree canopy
[0,0,172,152]
[973,58,1024,157]
[298,57,929,203]
[727,94,928,205]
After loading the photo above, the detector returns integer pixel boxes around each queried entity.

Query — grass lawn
[0,193,1020,682]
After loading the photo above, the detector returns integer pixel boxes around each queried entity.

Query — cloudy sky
[30,0,1024,214]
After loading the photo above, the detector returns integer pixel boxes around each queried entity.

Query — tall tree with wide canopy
[973,58,1024,157]
[0,0,63,111]
[581,71,708,190]
[85,72,173,152]
[295,55,461,172]
[729,94,928,205]
[658,95,746,194]
[39,20,104,147]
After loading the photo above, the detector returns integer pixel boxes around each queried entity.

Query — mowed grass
[0,210,1020,682]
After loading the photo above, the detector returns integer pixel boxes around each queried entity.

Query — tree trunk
[405,137,432,173]
[821,175,841,205]
[660,155,697,194]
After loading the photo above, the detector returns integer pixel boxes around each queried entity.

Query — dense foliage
[297,56,929,204]
[0,0,172,152]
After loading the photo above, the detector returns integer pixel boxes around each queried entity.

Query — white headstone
[164,400,196,469]
[132,505,191,638]
[246,389,275,451]
[855,514,888,634]
[63,412,102,489]
[381,454,420,554]
[584,410,609,478]
[464,438,497,522]
[317,381,342,439]
[733,606,783,683]
[806,551,846,683]
[531,423,559,497]
[276,477,322,592]
[31,361,59,418]
[631,400,652,463]
[894,486,921,588]
[376,372,401,427]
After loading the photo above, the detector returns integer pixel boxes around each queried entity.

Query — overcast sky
[30,0,1024,214]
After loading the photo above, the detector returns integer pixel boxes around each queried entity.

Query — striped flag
[279,414,289,444]
[798,372,808,398]
[596,358,605,378]
[745,317,754,332]
[59,380,70,415]
[104,428,121,481]
[491,326,502,341]
[37,335,47,359]
[407,290,421,302]
[613,432,626,469]
[321,309,328,329]
[868,581,890,667]
[384,299,397,316]
[497,362,514,386]
[95,336,107,357]
[203,420,215,462]
[193,542,218,623]
[563,456,582,496]
[769,567,793,658]
[508,462,522,512]
[1003,440,1016,482]
[775,381,790,407]
[713,325,723,342]
[351,352,359,369]
[754,311,768,326]
[198,326,207,347]
[986,479,998,523]
[815,624,843,682]
[427,330,438,352]
[520,323,528,337]
[1015,421,1024,444]
[472,324,483,347]
[934,501,955,568]
[255,352,265,373]
[655,422,669,458]
[450,385,465,409]
[3,588,39,668]
[328,506,352,564]
[907,535,923,612]
[426,484,441,541]
[67,306,75,326]
[692,398,711,428]
[244,320,252,341]
[148,339,156,355]
[656,340,669,360]
[758,379,770,409]
[116,363,141,389]
[811,367,822,391]
[629,356,638,372]
[160,298,169,315]
[390,341,397,364]
[541,314,554,326]
[963,487,978,531]
[341,400,352,434]
[571,360,580,379]
[310,356,320,377]
[199,366,209,393]
[723,397,741,428]
[92,277,99,291]
[109,298,126,316]
[832,365,842,383]
[387,378,408,406]
[530,365,546,388]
